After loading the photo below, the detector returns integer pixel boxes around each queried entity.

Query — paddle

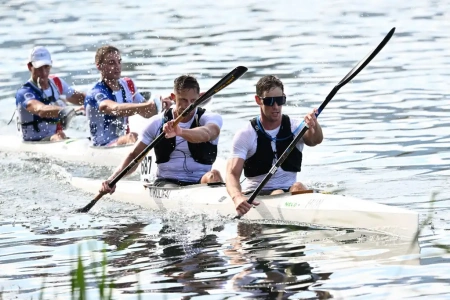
[238,27,396,216]
[76,66,248,213]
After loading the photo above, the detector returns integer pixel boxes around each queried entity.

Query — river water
[1,0,449,299]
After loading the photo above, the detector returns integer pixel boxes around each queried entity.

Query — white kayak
[0,134,133,167]
[0,99,218,170]
[0,133,227,176]
[70,176,419,242]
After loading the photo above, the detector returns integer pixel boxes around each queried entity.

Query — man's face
[97,52,122,80]
[29,64,51,82]
[172,88,199,117]
[256,87,284,123]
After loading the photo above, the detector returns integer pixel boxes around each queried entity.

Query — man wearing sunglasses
[226,75,323,216]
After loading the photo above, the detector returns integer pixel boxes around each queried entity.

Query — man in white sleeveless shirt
[226,75,324,216]
[99,75,223,194]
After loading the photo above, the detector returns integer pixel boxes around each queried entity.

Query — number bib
[140,154,153,183]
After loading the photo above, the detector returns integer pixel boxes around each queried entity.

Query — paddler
[84,45,173,147]
[225,75,324,216]
[99,74,223,194]
[15,46,86,141]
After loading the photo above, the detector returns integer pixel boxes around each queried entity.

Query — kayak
[0,134,134,167]
[70,176,419,242]
[0,133,227,180]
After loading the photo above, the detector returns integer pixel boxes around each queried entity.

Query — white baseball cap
[29,46,52,68]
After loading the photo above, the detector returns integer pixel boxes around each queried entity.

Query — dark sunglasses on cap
[259,95,286,106]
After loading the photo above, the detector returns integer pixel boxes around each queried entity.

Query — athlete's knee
[210,169,223,182]
[270,189,285,195]
[51,131,66,141]
[290,182,307,192]
[117,133,138,145]
[202,169,222,183]
[129,132,138,142]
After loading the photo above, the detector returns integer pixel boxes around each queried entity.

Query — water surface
[1,0,450,298]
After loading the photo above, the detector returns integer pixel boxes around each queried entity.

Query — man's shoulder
[86,82,109,100]
[146,114,164,129]
[284,114,303,129]
[87,81,107,93]
[140,114,164,138]
[201,109,222,119]
[15,83,36,101]
[119,77,137,92]
[48,75,67,83]
[119,77,136,84]
[16,83,32,94]
[233,121,255,139]
[199,109,223,125]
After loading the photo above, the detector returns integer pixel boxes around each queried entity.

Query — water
[1,0,450,298]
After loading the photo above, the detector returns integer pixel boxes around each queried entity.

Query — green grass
[69,245,114,300]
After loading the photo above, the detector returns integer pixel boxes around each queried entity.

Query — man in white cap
[15,46,86,141]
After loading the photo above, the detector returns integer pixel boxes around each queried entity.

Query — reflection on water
[1,0,450,298]
[0,216,424,299]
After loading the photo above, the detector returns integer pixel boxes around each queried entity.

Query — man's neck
[30,76,49,90]
[103,78,120,91]
[259,115,281,130]
[173,109,195,123]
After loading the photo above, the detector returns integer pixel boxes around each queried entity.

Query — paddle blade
[74,200,96,213]
[74,193,103,213]
[318,27,395,115]
[180,66,248,119]
[338,27,395,87]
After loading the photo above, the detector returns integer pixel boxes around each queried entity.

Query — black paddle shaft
[245,27,396,206]
[77,66,248,213]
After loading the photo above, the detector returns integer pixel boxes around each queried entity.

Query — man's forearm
[179,127,212,143]
[226,174,243,200]
[66,91,86,105]
[104,102,150,117]
[108,153,139,181]
[304,124,323,146]
[138,102,157,118]
[28,104,61,118]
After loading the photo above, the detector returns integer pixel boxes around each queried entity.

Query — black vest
[243,115,302,177]
[153,107,218,165]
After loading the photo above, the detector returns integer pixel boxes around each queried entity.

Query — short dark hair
[173,75,200,94]
[256,75,284,97]
[95,45,120,65]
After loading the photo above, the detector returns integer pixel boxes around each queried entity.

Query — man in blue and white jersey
[15,46,85,141]
[84,45,172,147]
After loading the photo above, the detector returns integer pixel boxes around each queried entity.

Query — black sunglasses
[260,95,286,106]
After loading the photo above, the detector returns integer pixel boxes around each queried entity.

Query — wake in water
[0,152,430,299]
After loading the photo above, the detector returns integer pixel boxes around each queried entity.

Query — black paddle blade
[75,66,248,214]
[74,193,103,213]
[242,27,396,208]
[338,27,395,87]
[180,66,248,118]
[318,27,395,115]
[74,200,96,213]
